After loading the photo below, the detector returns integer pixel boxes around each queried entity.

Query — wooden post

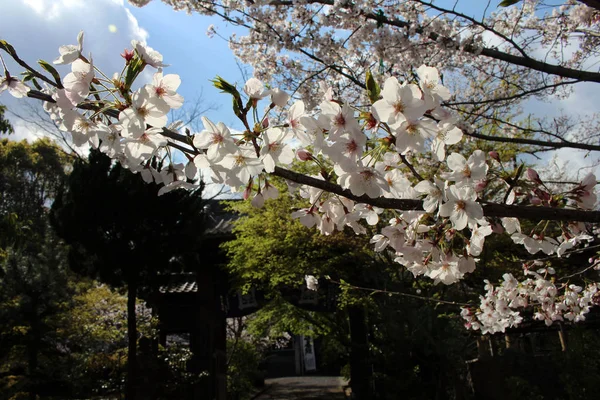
[558,323,568,352]
[476,336,490,358]
[504,334,512,349]
[348,306,373,400]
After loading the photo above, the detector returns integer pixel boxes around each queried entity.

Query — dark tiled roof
[205,216,236,235]
[203,199,240,236]
[158,273,197,293]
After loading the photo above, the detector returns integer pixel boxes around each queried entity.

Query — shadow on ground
[253,376,347,399]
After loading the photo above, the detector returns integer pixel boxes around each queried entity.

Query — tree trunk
[126,277,138,400]
[348,306,373,400]
[27,297,40,400]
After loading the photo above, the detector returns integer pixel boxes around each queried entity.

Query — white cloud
[125,7,149,42]
[1,0,150,73]
[6,119,44,143]
[22,0,95,21]
[0,0,153,135]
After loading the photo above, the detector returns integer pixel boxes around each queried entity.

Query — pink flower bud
[530,196,542,205]
[474,180,488,192]
[262,117,269,129]
[121,48,134,64]
[296,149,313,161]
[533,188,550,202]
[488,151,500,161]
[526,168,541,184]
[243,185,252,200]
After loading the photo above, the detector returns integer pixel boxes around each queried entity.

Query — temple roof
[203,199,240,237]
[158,272,197,294]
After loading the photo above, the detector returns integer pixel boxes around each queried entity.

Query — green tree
[0,137,72,400]
[51,149,207,400]
[0,138,71,255]
[0,105,13,135]
[223,178,390,399]
[222,174,513,399]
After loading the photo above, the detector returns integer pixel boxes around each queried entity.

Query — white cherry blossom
[394,118,437,155]
[338,166,387,198]
[0,75,29,98]
[442,150,488,187]
[132,40,167,68]
[439,185,484,230]
[243,77,270,100]
[119,89,170,138]
[431,121,463,161]
[63,58,94,105]
[216,145,264,184]
[53,31,84,65]
[416,64,451,107]
[193,117,237,162]
[260,128,294,173]
[414,178,446,213]
[372,78,425,127]
[146,71,184,109]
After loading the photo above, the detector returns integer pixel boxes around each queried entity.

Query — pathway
[253,376,347,400]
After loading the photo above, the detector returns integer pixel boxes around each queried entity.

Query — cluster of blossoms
[461,266,600,334]
[158,0,600,113]
[1,30,599,334]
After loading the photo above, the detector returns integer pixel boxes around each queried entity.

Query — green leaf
[21,71,35,82]
[514,163,525,181]
[38,59,62,86]
[21,71,43,91]
[0,39,16,56]
[211,76,243,117]
[366,70,380,104]
[30,78,42,91]
[498,0,521,7]
[123,56,144,91]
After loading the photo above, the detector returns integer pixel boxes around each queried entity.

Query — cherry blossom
[338,166,388,198]
[2,21,599,338]
[243,77,270,101]
[414,178,446,213]
[372,78,425,127]
[431,121,463,162]
[53,31,84,65]
[62,58,94,105]
[132,40,167,68]
[147,70,184,109]
[0,75,29,98]
[119,89,170,138]
[193,117,237,162]
[442,151,488,188]
[260,128,294,173]
[439,185,484,230]
[305,275,319,291]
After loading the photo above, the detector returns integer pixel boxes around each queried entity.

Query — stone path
[253,376,347,399]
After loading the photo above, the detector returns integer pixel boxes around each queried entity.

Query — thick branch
[0,45,61,89]
[272,167,600,222]
[25,90,600,223]
[578,0,600,12]
[464,131,600,152]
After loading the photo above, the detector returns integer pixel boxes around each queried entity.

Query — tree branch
[24,90,600,223]
[464,130,600,152]
[578,0,600,12]
[265,0,600,83]
[272,166,600,222]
